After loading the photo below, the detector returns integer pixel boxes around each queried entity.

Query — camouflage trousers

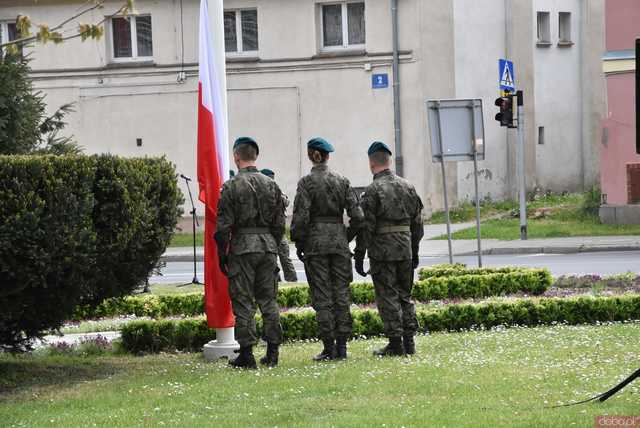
[278,238,298,282]
[305,253,353,341]
[370,259,418,338]
[227,252,283,347]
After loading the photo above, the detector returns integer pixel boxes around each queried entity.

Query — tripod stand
[178,174,203,287]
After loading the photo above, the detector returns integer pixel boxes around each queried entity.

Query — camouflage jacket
[291,163,364,256]
[216,166,286,255]
[354,169,424,261]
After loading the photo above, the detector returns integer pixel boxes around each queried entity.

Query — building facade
[599,0,640,223]
[0,0,605,216]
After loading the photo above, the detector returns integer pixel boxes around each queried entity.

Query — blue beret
[368,141,392,156]
[260,168,275,178]
[229,170,235,177]
[307,137,334,153]
[233,136,259,155]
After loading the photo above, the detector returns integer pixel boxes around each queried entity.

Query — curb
[160,244,640,262]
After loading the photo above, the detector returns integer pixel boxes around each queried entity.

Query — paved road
[150,250,640,284]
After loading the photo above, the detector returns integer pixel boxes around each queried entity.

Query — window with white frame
[0,21,19,55]
[320,2,365,50]
[109,15,153,61]
[559,12,572,44]
[224,9,258,55]
[536,11,550,45]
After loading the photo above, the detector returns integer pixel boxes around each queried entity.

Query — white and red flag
[197,0,233,329]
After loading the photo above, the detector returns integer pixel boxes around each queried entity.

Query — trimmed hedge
[120,295,640,353]
[77,266,551,320]
[418,264,533,280]
[0,155,183,350]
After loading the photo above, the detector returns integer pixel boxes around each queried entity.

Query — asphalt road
[150,250,640,284]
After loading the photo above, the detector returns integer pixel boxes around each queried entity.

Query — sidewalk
[162,223,640,262]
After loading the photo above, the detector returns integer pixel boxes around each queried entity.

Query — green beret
[233,136,259,155]
[229,170,235,177]
[260,168,275,179]
[307,137,334,153]
[368,141,392,156]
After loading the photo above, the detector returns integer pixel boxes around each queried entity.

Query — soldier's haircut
[234,144,258,161]
[369,151,391,166]
[307,148,329,164]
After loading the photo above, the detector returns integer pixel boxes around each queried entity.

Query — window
[559,12,572,44]
[110,15,153,61]
[0,21,19,56]
[321,2,365,50]
[538,126,545,145]
[224,9,258,55]
[536,11,550,45]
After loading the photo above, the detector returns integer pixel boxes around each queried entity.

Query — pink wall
[601,74,640,204]
[605,0,640,51]
[602,0,640,205]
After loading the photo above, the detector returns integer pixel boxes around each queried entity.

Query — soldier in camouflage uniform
[215,137,286,369]
[261,168,298,283]
[291,137,363,361]
[354,142,424,356]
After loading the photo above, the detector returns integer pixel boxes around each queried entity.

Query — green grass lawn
[431,192,640,240]
[169,231,204,247]
[438,217,640,240]
[2,323,639,427]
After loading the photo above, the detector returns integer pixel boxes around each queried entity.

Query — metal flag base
[203,327,239,361]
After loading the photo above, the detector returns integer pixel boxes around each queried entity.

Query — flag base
[203,327,239,361]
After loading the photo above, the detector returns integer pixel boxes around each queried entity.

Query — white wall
[533,0,584,191]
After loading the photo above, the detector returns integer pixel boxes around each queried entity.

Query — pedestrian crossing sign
[499,59,515,92]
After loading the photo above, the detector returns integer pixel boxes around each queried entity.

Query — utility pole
[516,90,527,240]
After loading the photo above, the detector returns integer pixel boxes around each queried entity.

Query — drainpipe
[391,0,403,176]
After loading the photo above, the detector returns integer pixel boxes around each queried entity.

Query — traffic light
[494,95,515,128]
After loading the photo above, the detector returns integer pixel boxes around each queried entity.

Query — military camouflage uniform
[216,166,286,348]
[291,163,363,341]
[354,169,424,339]
[277,195,298,282]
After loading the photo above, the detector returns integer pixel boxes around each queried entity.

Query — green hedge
[0,155,183,350]
[418,264,531,280]
[119,295,640,353]
[77,267,551,320]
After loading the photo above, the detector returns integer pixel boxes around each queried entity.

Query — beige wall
[0,0,605,216]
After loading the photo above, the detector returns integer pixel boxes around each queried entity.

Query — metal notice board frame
[427,98,485,267]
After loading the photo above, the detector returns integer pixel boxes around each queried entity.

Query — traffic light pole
[516,90,527,240]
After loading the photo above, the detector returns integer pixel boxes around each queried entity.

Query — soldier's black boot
[313,339,336,361]
[259,343,279,367]
[373,337,405,357]
[403,335,416,355]
[229,346,257,369]
[335,336,348,360]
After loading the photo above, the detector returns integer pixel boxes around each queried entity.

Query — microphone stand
[178,174,203,287]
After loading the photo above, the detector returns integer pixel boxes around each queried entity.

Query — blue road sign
[372,73,389,89]
[498,59,515,92]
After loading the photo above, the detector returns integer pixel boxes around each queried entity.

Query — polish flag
[197,0,233,328]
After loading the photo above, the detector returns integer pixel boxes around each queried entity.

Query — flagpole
[200,0,238,361]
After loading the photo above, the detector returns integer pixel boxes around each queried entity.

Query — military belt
[312,217,343,224]
[236,227,270,235]
[376,225,411,234]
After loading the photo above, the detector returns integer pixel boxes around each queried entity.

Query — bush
[0,155,183,350]
[119,295,640,353]
[581,186,602,218]
[74,266,552,321]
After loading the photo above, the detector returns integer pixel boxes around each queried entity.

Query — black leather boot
[373,337,405,357]
[229,346,257,369]
[259,343,279,367]
[335,336,348,360]
[313,339,336,361]
[403,335,416,355]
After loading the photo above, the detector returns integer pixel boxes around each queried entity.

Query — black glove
[218,254,229,276]
[296,245,305,263]
[412,254,419,270]
[355,256,367,277]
